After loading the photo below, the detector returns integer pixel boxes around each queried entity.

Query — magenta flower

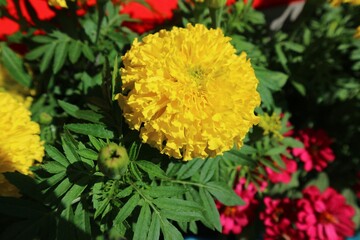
[265,155,297,184]
[292,129,335,171]
[217,178,259,235]
[296,186,355,240]
[260,197,303,240]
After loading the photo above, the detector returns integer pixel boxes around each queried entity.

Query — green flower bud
[39,112,53,125]
[206,0,226,8]
[98,143,129,179]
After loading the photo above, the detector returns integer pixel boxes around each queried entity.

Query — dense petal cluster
[118,24,260,160]
[296,186,355,239]
[292,128,335,172]
[265,155,297,184]
[0,92,44,197]
[260,197,303,240]
[217,178,260,234]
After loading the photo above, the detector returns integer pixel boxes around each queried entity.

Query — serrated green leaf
[78,148,98,161]
[68,40,82,64]
[117,186,133,198]
[45,144,69,167]
[25,44,49,60]
[61,180,87,208]
[206,181,244,206]
[144,186,187,198]
[133,203,151,240]
[1,44,31,87]
[200,158,219,183]
[40,43,56,72]
[61,132,81,164]
[147,212,161,240]
[199,188,221,232]
[82,44,95,62]
[136,160,167,179]
[161,218,183,240]
[58,100,103,123]
[153,198,203,212]
[32,35,53,43]
[94,197,111,220]
[65,123,114,139]
[177,158,205,179]
[42,161,66,174]
[74,203,91,239]
[161,209,203,222]
[48,178,72,202]
[53,41,68,73]
[89,135,104,151]
[42,172,66,189]
[113,193,139,225]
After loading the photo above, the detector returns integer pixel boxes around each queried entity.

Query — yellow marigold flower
[0,92,44,197]
[258,113,283,140]
[117,24,260,161]
[330,0,360,5]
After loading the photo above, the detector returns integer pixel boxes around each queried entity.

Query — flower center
[188,66,206,86]
[224,206,237,217]
[319,211,337,224]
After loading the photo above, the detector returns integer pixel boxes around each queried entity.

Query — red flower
[292,129,335,172]
[249,0,304,9]
[265,155,297,184]
[296,186,355,240]
[216,178,261,235]
[260,197,303,240]
[120,0,178,34]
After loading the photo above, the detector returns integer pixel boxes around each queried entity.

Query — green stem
[209,7,223,29]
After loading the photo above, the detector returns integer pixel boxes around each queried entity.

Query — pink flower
[296,186,355,240]
[265,155,297,184]
[292,129,335,172]
[260,197,303,240]
[217,178,260,235]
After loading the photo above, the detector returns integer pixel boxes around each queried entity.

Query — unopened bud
[98,143,129,179]
[39,112,53,125]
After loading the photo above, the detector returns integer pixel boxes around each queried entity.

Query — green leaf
[42,161,66,174]
[265,146,287,156]
[40,43,56,72]
[147,212,161,240]
[282,137,304,148]
[78,149,98,161]
[113,193,140,225]
[136,161,168,179]
[68,40,82,64]
[61,131,81,164]
[200,158,219,183]
[42,172,66,189]
[305,172,329,192]
[254,67,288,91]
[89,135,104,151]
[206,181,244,206]
[47,178,72,202]
[161,218,183,240]
[1,44,31,87]
[199,188,221,231]
[58,100,103,123]
[61,181,87,208]
[177,158,205,179]
[53,41,68,73]
[144,186,187,198]
[133,203,151,240]
[82,44,95,62]
[45,144,69,167]
[58,206,76,240]
[25,44,49,60]
[65,123,114,139]
[161,209,203,222]
[117,186,133,198]
[153,198,203,212]
[291,80,306,96]
[74,203,91,239]
[32,35,53,43]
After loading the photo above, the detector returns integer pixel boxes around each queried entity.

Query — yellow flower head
[117,24,260,160]
[258,112,283,140]
[330,0,360,5]
[0,92,44,197]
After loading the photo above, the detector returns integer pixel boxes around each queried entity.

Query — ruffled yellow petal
[0,92,44,197]
[118,24,260,160]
